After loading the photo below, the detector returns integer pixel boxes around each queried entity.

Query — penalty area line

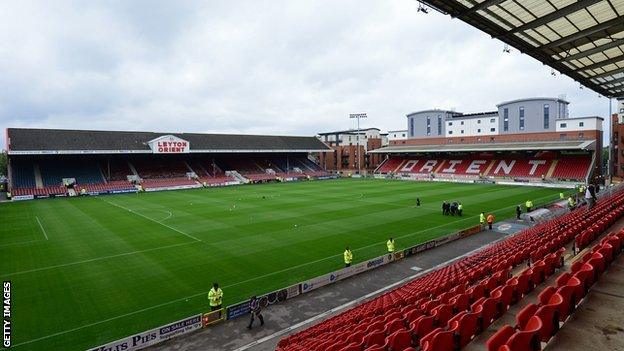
[103,199,201,242]
[36,216,49,240]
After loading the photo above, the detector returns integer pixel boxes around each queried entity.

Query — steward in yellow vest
[208,283,223,311]
[344,247,353,267]
[387,238,395,253]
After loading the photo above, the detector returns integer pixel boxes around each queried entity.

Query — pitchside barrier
[86,222,485,351]
[86,314,203,351]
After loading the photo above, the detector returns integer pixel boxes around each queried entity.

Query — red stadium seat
[364,330,386,347]
[384,329,413,350]
[420,328,457,351]
[506,316,543,351]
[486,325,515,351]
[410,315,436,340]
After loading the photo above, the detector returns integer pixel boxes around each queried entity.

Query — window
[579,122,584,127]
[519,107,525,130]
[461,130,464,134]
[426,116,431,135]
[477,128,481,133]
[490,118,495,123]
[477,120,481,124]
[448,122,453,126]
[560,123,567,128]
[503,108,509,131]
[490,128,496,132]
[460,121,464,125]
[449,131,453,135]
[543,104,550,129]
[437,116,442,135]
[402,133,406,137]
[410,118,414,136]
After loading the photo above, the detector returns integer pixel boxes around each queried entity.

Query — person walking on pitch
[457,203,463,216]
[387,238,395,253]
[247,295,264,329]
[208,283,223,311]
[344,247,353,267]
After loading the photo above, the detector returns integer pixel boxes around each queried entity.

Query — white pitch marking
[4,241,198,277]
[104,200,201,242]
[13,232,510,348]
[162,210,173,221]
[410,266,423,271]
[36,216,49,240]
[11,192,556,347]
[0,239,45,249]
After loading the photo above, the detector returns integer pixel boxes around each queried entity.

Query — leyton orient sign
[148,135,191,154]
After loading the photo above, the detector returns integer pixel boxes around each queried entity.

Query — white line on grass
[12,225,510,349]
[4,241,198,277]
[0,239,45,249]
[103,200,201,242]
[161,210,173,221]
[11,192,557,347]
[232,235,510,351]
[35,216,49,240]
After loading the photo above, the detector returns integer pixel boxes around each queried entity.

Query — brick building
[609,99,624,179]
[317,128,388,172]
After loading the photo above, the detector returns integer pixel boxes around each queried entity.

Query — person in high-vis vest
[567,196,576,210]
[479,212,485,225]
[387,238,395,253]
[486,213,495,230]
[208,283,223,311]
[559,192,564,200]
[343,247,353,267]
[525,200,533,213]
[457,203,463,216]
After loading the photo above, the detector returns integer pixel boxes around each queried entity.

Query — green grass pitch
[0,179,567,350]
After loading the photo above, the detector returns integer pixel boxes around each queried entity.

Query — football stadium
[2,1,624,351]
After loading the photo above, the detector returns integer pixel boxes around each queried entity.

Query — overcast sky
[0,0,615,149]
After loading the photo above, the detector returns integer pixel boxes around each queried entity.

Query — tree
[0,150,6,177]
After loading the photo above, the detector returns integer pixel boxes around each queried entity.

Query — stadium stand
[39,159,104,185]
[102,159,134,181]
[375,154,592,182]
[132,158,190,179]
[10,160,36,188]
[5,128,332,199]
[551,156,592,181]
[277,187,624,351]
[486,230,623,351]
[76,180,136,193]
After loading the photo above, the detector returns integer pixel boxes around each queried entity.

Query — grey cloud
[0,0,612,149]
